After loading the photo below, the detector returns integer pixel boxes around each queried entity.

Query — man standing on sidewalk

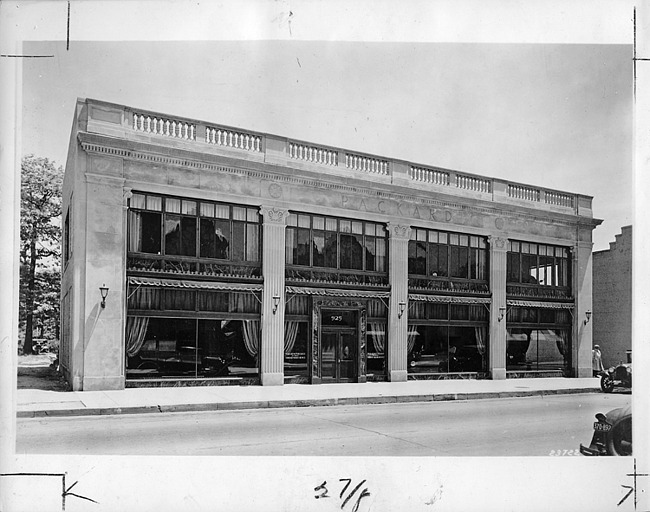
[592,344,604,377]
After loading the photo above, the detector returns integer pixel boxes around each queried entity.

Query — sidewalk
[17,377,601,418]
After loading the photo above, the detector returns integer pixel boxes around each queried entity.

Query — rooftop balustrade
[82,98,592,217]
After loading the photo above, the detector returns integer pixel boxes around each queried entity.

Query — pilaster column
[387,223,411,382]
[81,173,126,390]
[260,206,290,386]
[122,188,132,375]
[489,236,508,380]
[573,241,594,378]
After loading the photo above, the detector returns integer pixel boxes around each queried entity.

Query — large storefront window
[407,303,488,374]
[126,317,259,378]
[507,241,570,288]
[284,322,309,378]
[506,307,571,372]
[366,299,388,377]
[128,193,260,263]
[126,286,261,379]
[284,295,311,379]
[285,213,387,272]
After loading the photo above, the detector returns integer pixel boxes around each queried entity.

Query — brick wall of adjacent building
[592,225,632,367]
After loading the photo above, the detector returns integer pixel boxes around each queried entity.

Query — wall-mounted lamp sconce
[497,306,507,322]
[584,310,592,325]
[272,295,281,314]
[398,301,407,319]
[99,284,109,309]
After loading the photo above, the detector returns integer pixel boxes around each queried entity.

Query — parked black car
[580,405,632,456]
[600,363,631,393]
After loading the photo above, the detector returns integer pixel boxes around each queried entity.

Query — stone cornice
[78,134,591,229]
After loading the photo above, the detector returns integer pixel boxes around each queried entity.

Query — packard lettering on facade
[60,99,600,391]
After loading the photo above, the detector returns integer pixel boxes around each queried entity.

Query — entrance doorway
[321,329,356,382]
[320,309,358,383]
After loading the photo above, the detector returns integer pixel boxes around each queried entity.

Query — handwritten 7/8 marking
[314,478,371,512]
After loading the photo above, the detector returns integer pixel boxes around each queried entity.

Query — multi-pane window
[506,241,570,288]
[199,203,259,261]
[128,193,260,263]
[164,198,197,257]
[408,229,487,280]
[285,213,387,272]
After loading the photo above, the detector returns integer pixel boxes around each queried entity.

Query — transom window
[408,228,488,280]
[507,241,570,288]
[128,193,260,263]
[285,213,387,272]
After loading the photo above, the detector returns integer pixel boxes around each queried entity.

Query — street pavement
[16,392,631,456]
[17,376,601,418]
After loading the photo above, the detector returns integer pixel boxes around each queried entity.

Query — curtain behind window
[242,320,260,357]
[284,321,300,353]
[129,212,142,252]
[367,299,386,318]
[475,326,487,355]
[407,329,418,353]
[231,292,260,313]
[370,322,385,354]
[126,316,150,357]
[128,286,162,310]
[555,329,569,356]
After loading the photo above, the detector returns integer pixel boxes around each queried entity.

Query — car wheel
[600,376,615,393]
[607,417,632,456]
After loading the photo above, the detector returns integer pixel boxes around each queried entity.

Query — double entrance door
[320,309,358,383]
[321,329,356,382]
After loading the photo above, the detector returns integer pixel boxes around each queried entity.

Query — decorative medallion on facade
[268,182,283,199]
[92,156,119,174]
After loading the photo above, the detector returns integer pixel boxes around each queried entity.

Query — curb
[17,387,600,418]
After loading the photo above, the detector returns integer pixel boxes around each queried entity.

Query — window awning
[128,276,263,292]
[409,294,491,305]
[507,299,574,309]
[286,286,390,299]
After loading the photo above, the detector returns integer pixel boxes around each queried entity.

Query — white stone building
[60,99,601,391]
